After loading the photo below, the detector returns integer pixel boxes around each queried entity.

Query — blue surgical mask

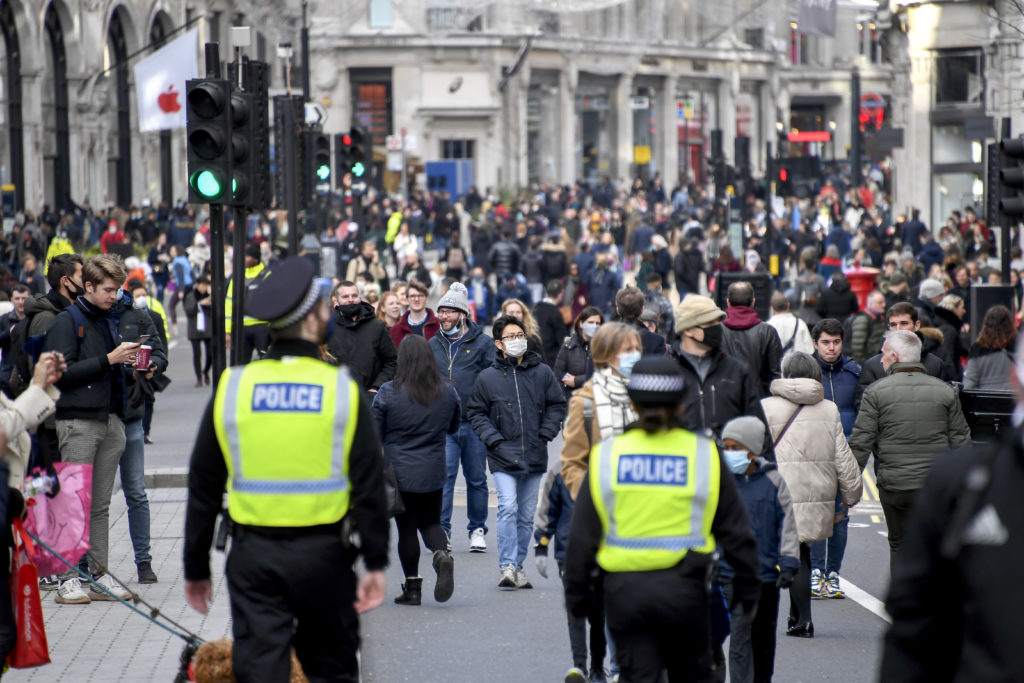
[723,449,752,474]
[615,351,642,380]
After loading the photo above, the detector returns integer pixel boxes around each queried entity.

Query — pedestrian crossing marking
[871,515,880,524]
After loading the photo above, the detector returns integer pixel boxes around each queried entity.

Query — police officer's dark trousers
[226,525,360,683]
[604,565,714,683]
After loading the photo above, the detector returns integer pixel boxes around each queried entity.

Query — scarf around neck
[592,369,637,441]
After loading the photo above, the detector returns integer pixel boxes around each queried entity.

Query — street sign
[633,145,651,164]
[387,151,403,171]
[629,96,650,110]
[351,180,368,196]
[386,135,402,152]
[304,102,327,126]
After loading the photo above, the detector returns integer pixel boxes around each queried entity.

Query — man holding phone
[45,254,139,604]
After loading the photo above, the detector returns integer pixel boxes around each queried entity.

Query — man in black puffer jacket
[488,230,521,276]
[326,282,397,395]
[720,282,782,397]
[467,315,566,589]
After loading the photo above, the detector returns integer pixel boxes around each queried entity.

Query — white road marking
[842,578,892,624]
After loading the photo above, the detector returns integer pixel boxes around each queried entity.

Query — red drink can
[135,345,152,369]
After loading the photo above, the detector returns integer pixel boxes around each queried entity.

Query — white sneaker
[88,574,132,601]
[514,567,533,589]
[55,577,91,604]
[469,528,486,552]
[498,564,517,588]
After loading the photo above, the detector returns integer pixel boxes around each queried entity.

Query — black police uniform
[184,258,389,682]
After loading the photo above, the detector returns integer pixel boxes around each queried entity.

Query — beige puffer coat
[761,378,863,543]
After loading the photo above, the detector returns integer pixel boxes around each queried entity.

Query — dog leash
[24,529,204,681]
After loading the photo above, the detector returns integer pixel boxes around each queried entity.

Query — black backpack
[7,314,38,397]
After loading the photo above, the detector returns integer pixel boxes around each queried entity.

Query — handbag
[7,518,50,669]
[559,305,573,325]
[382,462,404,517]
[24,462,93,578]
[773,405,805,448]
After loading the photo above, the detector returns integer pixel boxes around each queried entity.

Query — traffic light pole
[284,102,300,258]
[231,207,248,366]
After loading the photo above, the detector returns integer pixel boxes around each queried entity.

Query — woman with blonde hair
[377,291,402,329]
[502,298,543,357]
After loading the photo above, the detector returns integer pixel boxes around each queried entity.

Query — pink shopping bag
[24,462,93,577]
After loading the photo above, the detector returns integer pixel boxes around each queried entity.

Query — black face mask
[65,277,86,299]
[699,324,723,351]
[337,303,362,319]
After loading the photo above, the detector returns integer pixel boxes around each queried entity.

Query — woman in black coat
[372,335,461,606]
[183,275,213,387]
[553,306,603,398]
[816,272,860,322]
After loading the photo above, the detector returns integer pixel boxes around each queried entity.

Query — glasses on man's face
[502,334,526,342]
[407,293,425,300]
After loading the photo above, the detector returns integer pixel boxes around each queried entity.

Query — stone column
[662,76,679,184]
[616,71,634,182]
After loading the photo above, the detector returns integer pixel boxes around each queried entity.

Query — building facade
[0,0,902,216]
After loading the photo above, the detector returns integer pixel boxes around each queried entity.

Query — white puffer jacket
[761,378,862,543]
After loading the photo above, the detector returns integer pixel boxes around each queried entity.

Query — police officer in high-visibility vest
[563,356,761,682]
[184,257,389,683]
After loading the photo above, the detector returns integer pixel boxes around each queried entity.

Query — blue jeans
[120,419,152,565]
[810,493,848,575]
[441,422,489,537]
[492,471,542,569]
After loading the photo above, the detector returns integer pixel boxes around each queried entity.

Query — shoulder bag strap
[773,405,805,448]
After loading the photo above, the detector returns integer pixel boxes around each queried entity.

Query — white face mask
[580,322,600,338]
[504,338,528,358]
[133,296,148,310]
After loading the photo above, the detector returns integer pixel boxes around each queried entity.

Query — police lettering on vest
[618,454,689,486]
[252,383,324,412]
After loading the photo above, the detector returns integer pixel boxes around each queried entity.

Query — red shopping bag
[7,518,50,669]
[24,462,93,578]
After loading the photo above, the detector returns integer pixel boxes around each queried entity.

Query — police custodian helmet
[245,257,331,329]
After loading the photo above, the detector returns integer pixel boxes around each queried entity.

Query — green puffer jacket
[849,362,971,492]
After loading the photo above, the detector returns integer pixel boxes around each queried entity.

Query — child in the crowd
[719,416,801,683]
[533,466,609,683]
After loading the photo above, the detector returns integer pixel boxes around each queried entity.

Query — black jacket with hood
[326,301,397,393]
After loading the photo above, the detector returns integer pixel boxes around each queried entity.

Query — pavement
[6,323,896,682]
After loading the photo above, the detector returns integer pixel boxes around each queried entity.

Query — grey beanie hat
[721,416,766,455]
[437,282,470,315]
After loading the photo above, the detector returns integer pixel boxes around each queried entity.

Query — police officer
[184,257,389,683]
[563,356,761,682]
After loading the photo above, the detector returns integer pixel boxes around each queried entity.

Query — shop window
[744,28,763,50]
[935,50,983,106]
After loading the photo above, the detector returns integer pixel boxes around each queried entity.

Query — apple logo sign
[158,85,181,114]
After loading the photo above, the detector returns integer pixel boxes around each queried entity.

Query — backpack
[9,304,88,397]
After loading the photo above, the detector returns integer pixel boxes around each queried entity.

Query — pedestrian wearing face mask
[467,314,567,590]
[560,322,643,499]
[672,294,768,448]
[553,306,604,399]
[325,280,398,396]
[719,416,801,683]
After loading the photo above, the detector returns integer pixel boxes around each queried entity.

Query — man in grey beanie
[430,283,496,551]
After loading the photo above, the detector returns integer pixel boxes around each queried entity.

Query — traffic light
[776,162,792,197]
[335,132,353,180]
[311,133,331,185]
[186,79,232,204]
[229,91,255,207]
[998,137,1024,220]
[348,125,369,179]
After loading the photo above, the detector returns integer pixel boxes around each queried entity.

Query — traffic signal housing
[311,133,332,185]
[998,137,1024,219]
[335,131,353,181]
[348,125,369,179]
[776,161,792,197]
[186,79,232,204]
[229,91,255,207]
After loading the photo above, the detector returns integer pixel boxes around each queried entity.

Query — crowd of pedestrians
[2,164,1021,681]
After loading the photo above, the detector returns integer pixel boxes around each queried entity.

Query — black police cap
[627,356,686,407]
[245,257,320,329]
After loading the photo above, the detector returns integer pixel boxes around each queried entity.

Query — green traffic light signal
[352,162,366,178]
[190,170,224,200]
[317,164,331,181]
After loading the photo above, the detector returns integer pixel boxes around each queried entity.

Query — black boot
[394,577,422,606]
[432,550,454,603]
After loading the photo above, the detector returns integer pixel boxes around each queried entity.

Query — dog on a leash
[192,639,309,683]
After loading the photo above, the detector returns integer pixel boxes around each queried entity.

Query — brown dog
[193,639,308,683]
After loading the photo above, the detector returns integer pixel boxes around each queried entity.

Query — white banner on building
[133,29,199,133]
[797,0,837,37]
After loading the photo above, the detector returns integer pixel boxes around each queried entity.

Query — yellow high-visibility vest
[590,428,720,572]
[213,356,359,526]
[225,263,268,333]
